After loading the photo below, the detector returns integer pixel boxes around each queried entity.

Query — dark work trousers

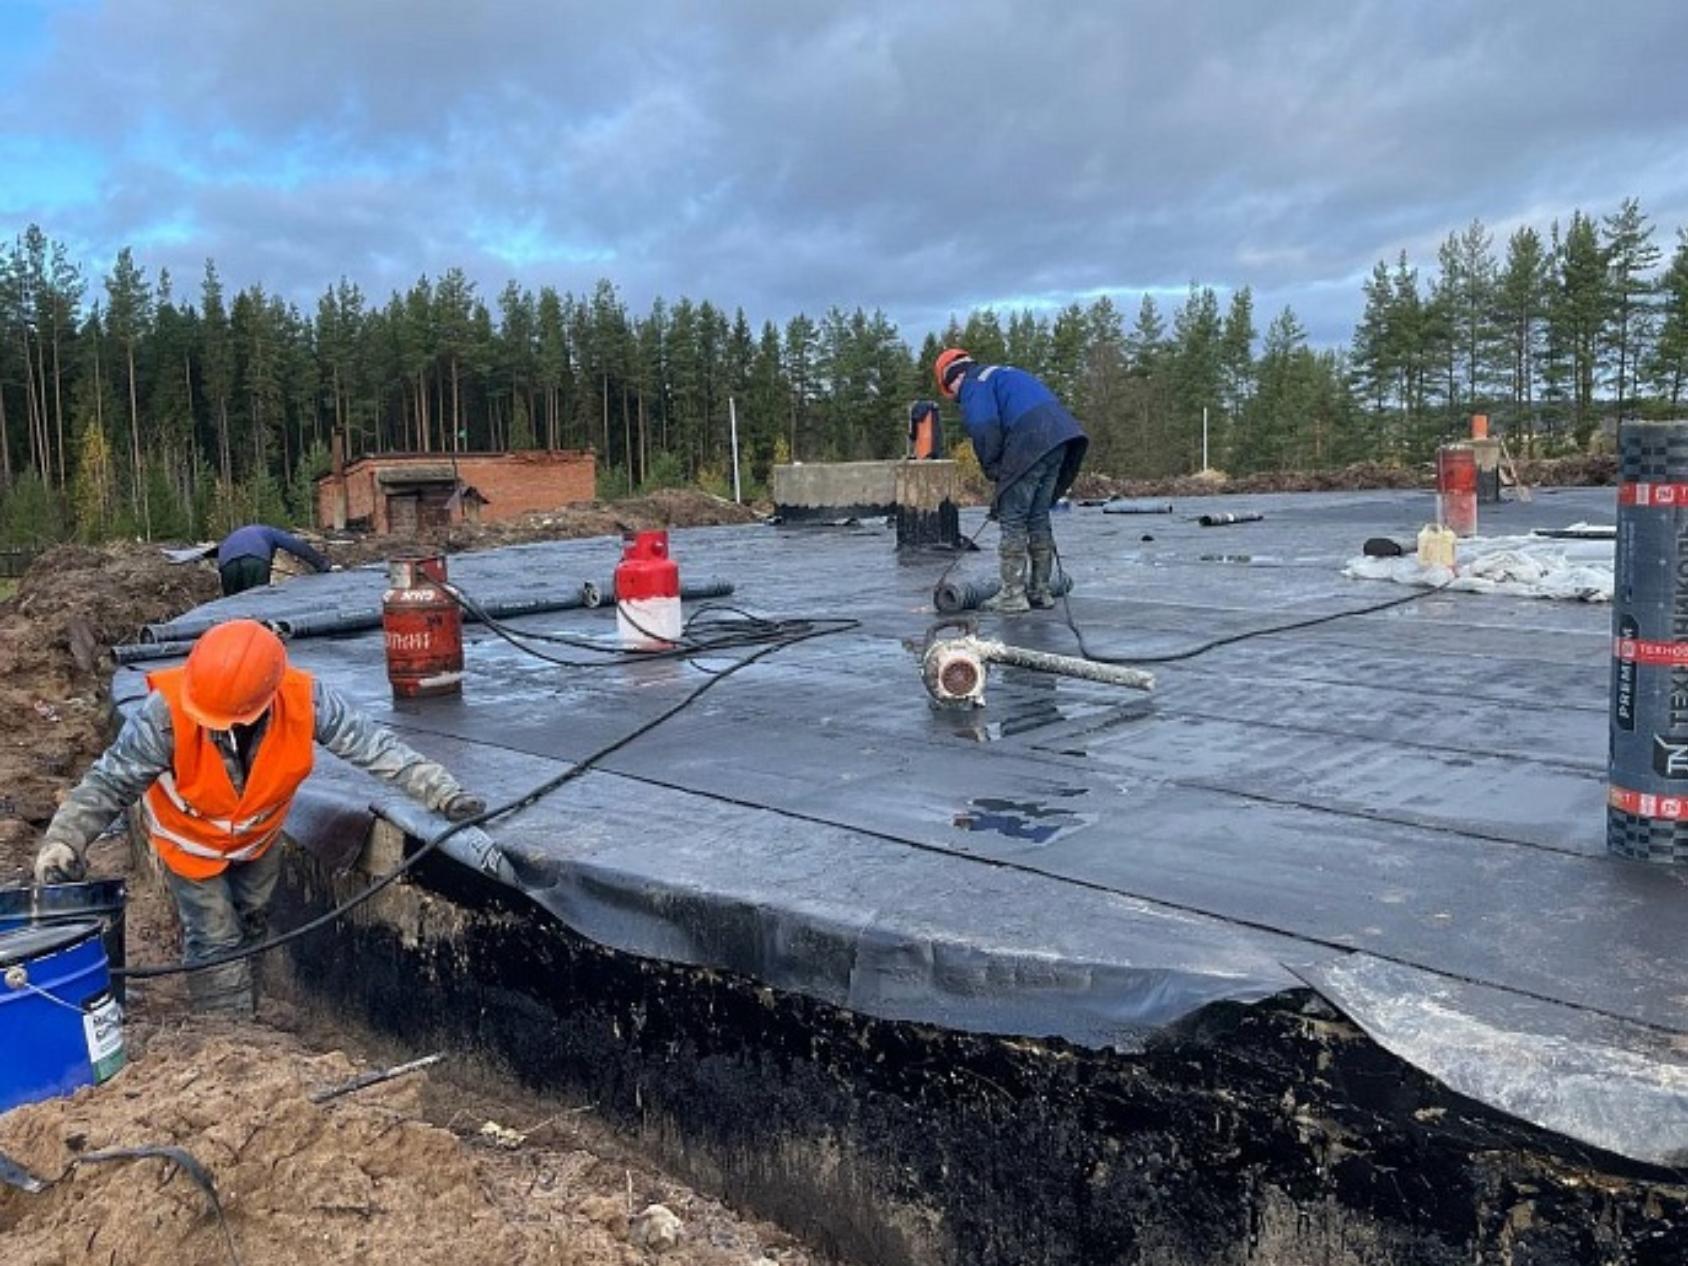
[994,446,1067,556]
[219,555,272,597]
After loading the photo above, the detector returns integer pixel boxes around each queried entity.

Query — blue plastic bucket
[0,919,127,1114]
[0,879,128,1004]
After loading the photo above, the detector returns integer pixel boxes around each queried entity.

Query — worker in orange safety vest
[34,619,485,1013]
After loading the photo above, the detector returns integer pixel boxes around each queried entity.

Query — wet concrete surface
[120,489,1688,1161]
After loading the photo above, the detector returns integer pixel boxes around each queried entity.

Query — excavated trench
[269,842,1686,1266]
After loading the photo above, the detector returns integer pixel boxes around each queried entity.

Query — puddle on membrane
[952,792,1094,845]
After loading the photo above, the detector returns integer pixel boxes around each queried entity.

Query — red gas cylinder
[614,530,682,649]
[1436,444,1478,538]
[382,553,463,698]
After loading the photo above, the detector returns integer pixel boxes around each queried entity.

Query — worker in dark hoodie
[934,348,1089,612]
[216,524,332,596]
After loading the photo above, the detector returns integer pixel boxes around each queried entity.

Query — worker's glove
[441,793,488,824]
[34,840,87,886]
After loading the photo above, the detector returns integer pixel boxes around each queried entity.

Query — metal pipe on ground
[934,572,1073,614]
[581,577,737,609]
[124,580,739,663]
[1197,512,1264,527]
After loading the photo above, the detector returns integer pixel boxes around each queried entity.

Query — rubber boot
[980,548,1031,614]
[1028,543,1057,609]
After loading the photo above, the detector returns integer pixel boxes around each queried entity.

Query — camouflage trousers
[162,841,286,1015]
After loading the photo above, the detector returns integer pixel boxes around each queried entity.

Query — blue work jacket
[955,365,1088,502]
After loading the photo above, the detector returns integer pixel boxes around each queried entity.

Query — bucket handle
[2,964,89,1016]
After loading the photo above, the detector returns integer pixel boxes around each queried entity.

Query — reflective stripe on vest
[142,799,276,863]
[153,770,285,836]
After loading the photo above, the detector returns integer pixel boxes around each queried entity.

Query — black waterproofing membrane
[116,492,1688,1166]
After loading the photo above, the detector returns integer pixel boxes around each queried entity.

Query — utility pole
[1202,405,1210,471]
[728,396,743,503]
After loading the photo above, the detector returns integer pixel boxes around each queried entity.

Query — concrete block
[894,461,962,549]
[772,461,900,520]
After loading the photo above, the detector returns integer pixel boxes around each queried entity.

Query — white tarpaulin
[1344,527,1614,602]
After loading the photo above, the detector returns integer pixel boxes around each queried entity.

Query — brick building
[315,450,596,535]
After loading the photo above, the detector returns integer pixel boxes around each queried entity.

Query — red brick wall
[316,452,595,534]
[455,452,595,521]
[314,465,380,530]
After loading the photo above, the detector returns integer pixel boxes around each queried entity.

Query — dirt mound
[0,544,220,879]
[329,490,762,566]
[1073,460,1433,500]
[1074,453,1617,501]
[1515,452,1617,487]
[0,1023,817,1266]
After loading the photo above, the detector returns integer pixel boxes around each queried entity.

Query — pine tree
[1551,211,1612,445]
[960,309,1007,366]
[200,261,234,486]
[1350,261,1396,450]
[103,246,153,533]
[783,313,817,459]
[535,287,567,450]
[1125,296,1166,376]
[1047,305,1087,407]
[1603,197,1662,422]
[1494,227,1550,444]
[1440,220,1500,413]
[434,267,476,452]
[1218,287,1256,419]
[1650,230,1688,412]
[746,320,786,484]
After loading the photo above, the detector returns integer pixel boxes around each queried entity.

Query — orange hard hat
[181,619,288,729]
[933,347,972,398]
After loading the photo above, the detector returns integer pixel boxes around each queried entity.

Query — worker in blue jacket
[216,524,332,597]
[935,348,1089,612]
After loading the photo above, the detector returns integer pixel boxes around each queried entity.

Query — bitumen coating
[117,488,1688,1163]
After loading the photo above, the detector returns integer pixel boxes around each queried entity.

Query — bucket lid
[0,919,104,969]
[0,877,126,919]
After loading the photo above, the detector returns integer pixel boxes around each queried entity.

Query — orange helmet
[933,348,973,399]
[181,619,288,729]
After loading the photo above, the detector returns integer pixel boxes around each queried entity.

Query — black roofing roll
[933,571,1073,613]
[1197,511,1264,527]
[1609,419,1688,864]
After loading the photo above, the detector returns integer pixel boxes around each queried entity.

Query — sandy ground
[0,1011,826,1266]
[0,489,838,1266]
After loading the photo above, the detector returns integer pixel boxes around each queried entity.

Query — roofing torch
[920,619,1155,709]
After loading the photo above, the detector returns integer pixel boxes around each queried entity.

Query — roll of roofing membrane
[1609,419,1688,863]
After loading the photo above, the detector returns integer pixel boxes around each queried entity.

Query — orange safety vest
[141,665,316,880]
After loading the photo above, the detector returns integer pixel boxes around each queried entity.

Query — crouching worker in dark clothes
[934,347,1089,613]
[33,619,486,1014]
[217,523,333,597]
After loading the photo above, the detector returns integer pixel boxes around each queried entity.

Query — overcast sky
[3,0,1687,347]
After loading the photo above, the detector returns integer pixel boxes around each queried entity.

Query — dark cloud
[3,0,1687,345]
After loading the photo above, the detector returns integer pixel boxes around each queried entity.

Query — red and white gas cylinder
[382,553,464,698]
[1436,443,1478,538]
[615,530,682,650]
